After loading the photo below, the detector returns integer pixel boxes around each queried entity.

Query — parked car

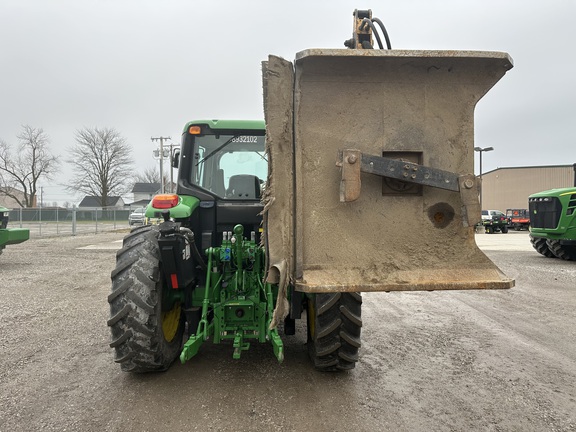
[128,208,146,225]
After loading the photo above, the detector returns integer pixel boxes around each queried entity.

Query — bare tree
[131,166,172,190]
[133,166,162,184]
[0,125,59,208]
[67,127,133,207]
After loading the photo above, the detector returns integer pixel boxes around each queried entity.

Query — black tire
[108,225,184,372]
[546,240,576,261]
[485,226,493,234]
[501,225,508,234]
[530,235,555,258]
[307,292,362,371]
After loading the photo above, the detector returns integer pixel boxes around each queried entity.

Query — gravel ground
[0,230,574,432]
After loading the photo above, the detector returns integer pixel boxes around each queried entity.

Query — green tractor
[108,11,517,373]
[0,206,29,256]
[529,187,576,260]
[108,120,292,371]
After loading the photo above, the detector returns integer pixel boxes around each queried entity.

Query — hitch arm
[338,149,480,227]
[180,247,217,364]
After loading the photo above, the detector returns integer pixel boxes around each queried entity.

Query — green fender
[146,195,200,219]
[0,228,30,247]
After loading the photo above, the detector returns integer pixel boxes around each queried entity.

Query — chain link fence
[7,207,133,237]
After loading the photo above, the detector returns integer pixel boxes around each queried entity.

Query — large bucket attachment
[263,49,514,293]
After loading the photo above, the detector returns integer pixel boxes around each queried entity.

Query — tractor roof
[529,186,576,198]
[182,119,265,133]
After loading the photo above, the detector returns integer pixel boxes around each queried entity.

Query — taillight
[151,194,179,209]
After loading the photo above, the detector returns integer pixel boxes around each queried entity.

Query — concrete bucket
[262,49,515,293]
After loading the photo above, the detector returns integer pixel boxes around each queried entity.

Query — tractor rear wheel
[108,225,184,372]
[546,240,576,261]
[530,235,555,258]
[307,292,362,371]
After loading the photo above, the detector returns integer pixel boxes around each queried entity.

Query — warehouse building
[481,164,576,212]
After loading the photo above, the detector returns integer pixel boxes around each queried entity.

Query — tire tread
[308,292,362,372]
[107,225,183,373]
[547,239,576,261]
[530,235,555,258]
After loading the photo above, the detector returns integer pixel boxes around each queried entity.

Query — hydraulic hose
[179,227,207,270]
[371,17,392,49]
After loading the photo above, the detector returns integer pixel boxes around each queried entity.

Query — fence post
[39,206,42,236]
[19,207,23,228]
[95,207,98,233]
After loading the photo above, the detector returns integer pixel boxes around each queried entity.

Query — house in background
[130,182,161,208]
[78,196,125,208]
[0,187,35,208]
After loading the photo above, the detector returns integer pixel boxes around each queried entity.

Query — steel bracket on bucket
[338,149,480,227]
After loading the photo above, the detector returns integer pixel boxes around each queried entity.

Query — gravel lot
[0,230,574,431]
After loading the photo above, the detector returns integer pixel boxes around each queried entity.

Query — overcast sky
[1,0,574,205]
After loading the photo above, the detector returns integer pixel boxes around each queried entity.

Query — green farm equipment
[529,187,576,260]
[108,10,515,372]
[482,210,510,234]
[0,206,29,256]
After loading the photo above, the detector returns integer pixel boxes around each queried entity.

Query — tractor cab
[150,120,267,252]
[187,126,267,200]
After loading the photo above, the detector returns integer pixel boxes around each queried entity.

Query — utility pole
[151,136,171,193]
[474,146,494,211]
[155,141,180,193]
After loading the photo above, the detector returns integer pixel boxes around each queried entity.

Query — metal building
[481,164,576,212]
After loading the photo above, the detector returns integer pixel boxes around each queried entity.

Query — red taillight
[171,274,179,289]
[152,194,179,209]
